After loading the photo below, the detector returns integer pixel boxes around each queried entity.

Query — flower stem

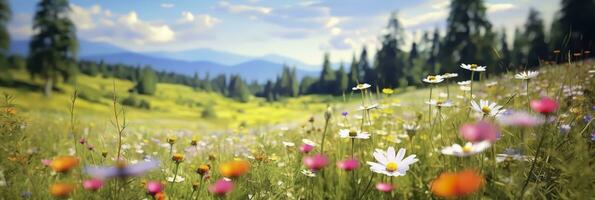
[519,124,547,198]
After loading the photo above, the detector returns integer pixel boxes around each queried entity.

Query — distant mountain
[9,39,319,82]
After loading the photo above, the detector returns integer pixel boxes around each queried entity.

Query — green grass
[0,62,593,199]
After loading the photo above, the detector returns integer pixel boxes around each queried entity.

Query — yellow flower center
[481,106,491,114]
[428,76,436,81]
[386,162,398,172]
[349,130,358,137]
[463,145,473,153]
[357,84,365,89]
[470,64,478,69]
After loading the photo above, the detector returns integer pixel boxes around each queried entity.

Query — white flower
[352,83,371,91]
[166,175,185,183]
[302,139,317,146]
[471,99,505,117]
[485,81,498,87]
[441,73,458,79]
[460,63,486,72]
[367,147,418,177]
[496,148,532,163]
[425,99,454,108]
[422,75,444,83]
[458,80,471,85]
[282,141,295,147]
[514,71,539,80]
[459,86,471,91]
[339,129,370,139]
[441,141,491,157]
[359,103,380,111]
[402,123,419,131]
[301,169,316,177]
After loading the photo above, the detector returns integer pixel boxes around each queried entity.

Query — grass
[0,61,593,199]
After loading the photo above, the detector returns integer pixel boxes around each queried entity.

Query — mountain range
[9,40,320,82]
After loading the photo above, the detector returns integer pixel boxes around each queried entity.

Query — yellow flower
[50,183,74,198]
[219,160,250,178]
[196,164,210,176]
[171,153,185,163]
[382,88,394,95]
[50,156,79,173]
[167,136,177,145]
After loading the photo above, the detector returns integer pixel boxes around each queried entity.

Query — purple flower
[584,115,592,124]
[84,160,159,179]
[559,124,571,135]
[497,111,544,127]
[341,112,349,117]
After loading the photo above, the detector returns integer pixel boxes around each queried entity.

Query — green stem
[519,124,547,198]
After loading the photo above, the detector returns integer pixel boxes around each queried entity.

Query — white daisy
[441,141,491,157]
[485,81,498,87]
[166,175,185,183]
[459,86,471,91]
[302,139,317,146]
[282,141,295,147]
[359,103,380,111]
[514,71,539,80]
[367,147,418,177]
[425,99,454,108]
[301,169,316,177]
[352,83,372,91]
[441,73,458,79]
[339,129,370,139]
[496,148,532,163]
[458,80,471,85]
[460,63,486,72]
[471,99,505,117]
[422,75,444,84]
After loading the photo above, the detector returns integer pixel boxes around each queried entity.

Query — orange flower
[431,170,483,198]
[155,192,167,200]
[196,164,210,176]
[171,153,185,163]
[50,183,74,198]
[5,107,16,115]
[219,160,250,178]
[50,156,79,173]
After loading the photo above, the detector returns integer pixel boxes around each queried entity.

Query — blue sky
[9,0,559,67]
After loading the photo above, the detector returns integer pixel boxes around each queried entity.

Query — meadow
[0,60,593,200]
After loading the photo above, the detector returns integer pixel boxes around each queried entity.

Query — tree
[498,29,512,73]
[347,54,359,87]
[335,62,348,94]
[27,0,78,96]
[375,12,407,88]
[227,75,250,102]
[317,53,336,93]
[440,0,493,77]
[524,9,549,68]
[0,0,10,83]
[427,28,441,74]
[262,80,275,101]
[512,27,529,69]
[299,76,316,95]
[359,47,375,84]
[553,0,595,56]
[135,67,157,95]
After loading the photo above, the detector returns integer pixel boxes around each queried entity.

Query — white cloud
[218,1,272,15]
[400,10,448,28]
[161,3,175,8]
[181,11,195,22]
[70,4,97,30]
[486,3,517,13]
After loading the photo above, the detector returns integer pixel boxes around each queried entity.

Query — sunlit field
[1,60,593,199]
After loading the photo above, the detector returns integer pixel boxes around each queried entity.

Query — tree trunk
[44,78,53,97]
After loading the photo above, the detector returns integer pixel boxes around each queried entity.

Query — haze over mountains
[10,40,319,82]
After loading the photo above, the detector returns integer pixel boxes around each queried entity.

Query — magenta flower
[41,159,52,166]
[82,179,103,191]
[336,158,359,171]
[208,179,234,196]
[303,154,329,171]
[530,97,559,114]
[146,181,163,195]
[376,182,394,192]
[497,111,544,127]
[299,144,314,153]
[460,121,499,142]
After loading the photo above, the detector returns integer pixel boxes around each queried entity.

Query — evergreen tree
[262,80,275,101]
[227,75,250,102]
[317,53,336,93]
[524,9,549,68]
[512,27,529,69]
[335,62,349,94]
[498,29,512,73]
[427,28,441,74]
[299,76,316,95]
[135,67,157,95]
[27,0,78,96]
[554,0,595,56]
[211,75,227,95]
[375,12,406,88]
[289,67,299,97]
[440,0,493,77]
[202,73,212,91]
[359,47,375,84]
[347,54,359,86]
[0,0,10,83]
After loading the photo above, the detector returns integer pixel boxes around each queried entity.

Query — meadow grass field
[0,61,593,199]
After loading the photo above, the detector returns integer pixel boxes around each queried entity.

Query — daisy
[166,175,185,183]
[426,99,454,108]
[471,100,505,117]
[514,71,539,80]
[302,139,316,146]
[422,75,444,84]
[496,148,532,163]
[352,83,371,91]
[367,147,418,177]
[282,141,295,147]
[441,73,458,79]
[359,103,380,111]
[301,169,316,177]
[458,81,471,85]
[339,129,370,139]
[460,63,486,72]
[441,141,491,157]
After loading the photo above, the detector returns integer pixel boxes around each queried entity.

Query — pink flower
[530,97,559,114]
[208,179,234,196]
[41,159,52,166]
[303,154,328,171]
[376,182,394,192]
[497,111,544,127]
[82,179,103,191]
[79,138,86,144]
[146,181,164,195]
[299,144,314,153]
[336,158,359,171]
[460,121,499,142]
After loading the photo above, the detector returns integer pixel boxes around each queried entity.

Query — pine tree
[227,75,250,102]
[262,80,275,101]
[318,53,336,93]
[27,0,78,96]
[335,62,348,95]
[202,73,212,91]
[375,12,406,88]
[427,28,441,74]
[554,0,595,56]
[347,54,359,86]
[299,76,316,95]
[498,29,511,73]
[512,27,529,69]
[360,47,375,84]
[289,67,299,97]
[135,67,157,95]
[440,0,493,77]
[0,0,10,83]
[524,9,549,68]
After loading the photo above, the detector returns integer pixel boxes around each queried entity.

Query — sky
[9,0,560,67]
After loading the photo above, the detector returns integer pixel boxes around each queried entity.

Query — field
[0,61,593,199]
